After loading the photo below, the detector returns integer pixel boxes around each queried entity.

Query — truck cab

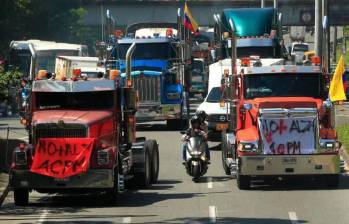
[221,60,340,189]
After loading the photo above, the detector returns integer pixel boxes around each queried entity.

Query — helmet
[190,115,200,126]
[196,110,207,122]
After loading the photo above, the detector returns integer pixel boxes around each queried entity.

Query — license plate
[282,157,297,164]
[216,123,228,131]
[54,177,70,182]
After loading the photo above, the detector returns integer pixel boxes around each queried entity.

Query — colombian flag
[184,2,199,35]
[329,55,347,101]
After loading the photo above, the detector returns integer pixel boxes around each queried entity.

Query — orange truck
[220,54,340,189]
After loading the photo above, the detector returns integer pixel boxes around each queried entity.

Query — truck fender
[222,131,236,158]
[131,141,146,173]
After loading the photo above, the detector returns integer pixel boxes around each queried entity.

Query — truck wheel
[135,147,152,188]
[105,168,118,204]
[14,188,29,206]
[222,143,231,175]
[237,174,250,190]
[146,140,159,184]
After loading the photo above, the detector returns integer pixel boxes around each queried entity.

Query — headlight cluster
[319,139,336,151]
[239,141,260,152]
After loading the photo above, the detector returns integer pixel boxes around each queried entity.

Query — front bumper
[239,154,340,176]
[136,104,181,121]
[10,169,114,189]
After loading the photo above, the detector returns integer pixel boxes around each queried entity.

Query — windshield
[118,42,176,60]
[206,87,222,102]
[244,73,322,99]
[35,50,80,74]
[293,44,309,52]
[8,49,31,74]
[35,91,114,110]
[193,60,204,73]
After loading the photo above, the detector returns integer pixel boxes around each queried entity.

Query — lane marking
[122,217,132,223]
[209,206,217,223]
[37,209,49,224]
[207,177,213,189]
[288,211,299,224]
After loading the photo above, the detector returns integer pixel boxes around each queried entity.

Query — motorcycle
[181,132,209,181]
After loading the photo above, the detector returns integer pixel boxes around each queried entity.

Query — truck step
[118,174,125,193]
[226,158,237,177]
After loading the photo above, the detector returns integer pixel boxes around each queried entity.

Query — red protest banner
[31,138,94,178]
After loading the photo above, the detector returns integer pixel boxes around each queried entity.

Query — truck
[7,40,88,78]
[55,56,106,79]
[220,23,340,189]
[198,7,285,141]
[10,44,160,205]
[104,20,191,129]
[190,58,207,98]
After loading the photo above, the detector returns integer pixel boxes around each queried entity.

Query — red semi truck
[10,48,159,205]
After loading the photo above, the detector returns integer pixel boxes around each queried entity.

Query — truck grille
[133,76,161,103]
[34,124,87,140]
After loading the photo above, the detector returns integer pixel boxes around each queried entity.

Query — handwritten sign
[258,117,317,155]
[31,138,94,178]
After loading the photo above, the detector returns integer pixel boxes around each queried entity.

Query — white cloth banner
[258,116,317,154]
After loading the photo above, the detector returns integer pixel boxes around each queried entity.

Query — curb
[0,173,9,206]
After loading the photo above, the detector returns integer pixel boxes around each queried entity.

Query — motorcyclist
[181,115,210,163]
[195,110,208,132]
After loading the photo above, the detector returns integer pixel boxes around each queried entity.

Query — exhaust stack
[126,42,136,87]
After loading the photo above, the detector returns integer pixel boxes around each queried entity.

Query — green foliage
[0,0,88,57]
[0,70,22,102]
[337,125,349,154]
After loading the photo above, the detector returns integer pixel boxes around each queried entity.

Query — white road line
[122,217,132,223]
[288,211,299,224]
[207,177,213,189]
[37,209,49,224]
[209,206,217,223]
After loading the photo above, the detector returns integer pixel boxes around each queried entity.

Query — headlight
[239,141,259,152]
[167,92,181,100]
[319,139,336,151]
[190,151,203,156]
[97,150,110,165]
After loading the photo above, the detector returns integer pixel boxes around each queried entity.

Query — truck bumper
[136,104,181,122]
[239,154,340,176]
[10,169,114,189]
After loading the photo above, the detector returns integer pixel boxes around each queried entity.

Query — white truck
[55,56,105,79]
[197,57,284,141]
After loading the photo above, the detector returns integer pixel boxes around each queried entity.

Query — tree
[0,0,88,57]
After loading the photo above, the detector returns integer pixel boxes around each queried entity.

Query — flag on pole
[329,55,347,101]
[184,2,199,35]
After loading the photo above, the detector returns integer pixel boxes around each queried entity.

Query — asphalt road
[1,103,349,223]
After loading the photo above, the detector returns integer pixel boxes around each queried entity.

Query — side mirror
[243,103,252,111]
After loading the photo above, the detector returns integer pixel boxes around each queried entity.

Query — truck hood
[32,110,113,126]
[197,101,229,115]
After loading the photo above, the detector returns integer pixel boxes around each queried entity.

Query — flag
[184,2,199,35]
[329,55,347,101]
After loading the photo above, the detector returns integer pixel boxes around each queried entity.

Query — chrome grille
[133,76,161,103]
[34,123,87,140]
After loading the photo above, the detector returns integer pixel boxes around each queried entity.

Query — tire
[192,164,201,180]
[105,168,118,204]
[14,188,29,206]
[237,174,250,190]
[146,140,160,184]
[324,174,339,188]
[222,143,231,175]
[135,146,152,188]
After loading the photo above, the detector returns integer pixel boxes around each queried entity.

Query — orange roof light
[241,57,250,67]
[115,30,123,38]
[37,70,47,80]
[311,56,321,65]
[72,68,81,77]
[127,79,133,87]
[109,69,120,80]
[166,28,173,37]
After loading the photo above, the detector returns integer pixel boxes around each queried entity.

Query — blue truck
[106,22,190,129]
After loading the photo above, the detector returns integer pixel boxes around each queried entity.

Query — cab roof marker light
[280,67,286,72]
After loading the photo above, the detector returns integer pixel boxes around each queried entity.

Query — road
[1,104,349,223]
